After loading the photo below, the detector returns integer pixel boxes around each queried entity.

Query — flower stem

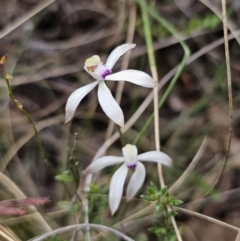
[69,132,80,186]
[0,60,48,161]
[117,125,125,147]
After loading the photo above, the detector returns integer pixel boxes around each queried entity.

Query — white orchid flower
[65,43,156,127]
[83,144,172,215]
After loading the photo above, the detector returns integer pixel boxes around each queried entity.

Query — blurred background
[0,0,240,240]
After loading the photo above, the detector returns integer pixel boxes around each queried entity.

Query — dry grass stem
[203,0,233,196]
[30,224,134,241]
[173,206,239,232]
[199,0,240,44]
[0,0,56,39]
[0,173,52,232]
[235,231,240,241]
[170,136,208,194]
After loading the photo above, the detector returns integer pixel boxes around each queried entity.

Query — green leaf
[159,186,168,196]
[140,194,154,201]
[172,199,183,206]
[55,171,75,183]
[155,202,164,212]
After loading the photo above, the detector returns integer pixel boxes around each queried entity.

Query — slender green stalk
[69,132,80,185]
[139,1,184,240]
[133,0,190,145]
[0,61,48,160]
[140,1,157,68]
[140,0,165,188]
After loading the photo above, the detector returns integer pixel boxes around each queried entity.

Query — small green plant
[141,183,183,241]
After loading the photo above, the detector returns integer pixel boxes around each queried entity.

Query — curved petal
[126,162,146,200]
[65,81,99,123]
[98,81,124,127]
[137,151,172,167]
[82,156,124,174]
[109,164,128,215]
[105,70,156,88]
[106,43,136,69]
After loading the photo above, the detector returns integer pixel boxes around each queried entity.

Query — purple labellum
[127,163,137,169]
[101,68,111,79]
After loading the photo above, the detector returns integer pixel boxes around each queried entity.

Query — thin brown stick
[204,0,233,196]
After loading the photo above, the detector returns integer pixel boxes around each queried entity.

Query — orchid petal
[83,156,124,174]
[109,164,128,215]
[106,43,136,69]
[137,151,172,167]
[126,162,146,200]
[65,80,99,123]
[98,81,124,127]
[105,69,156,88]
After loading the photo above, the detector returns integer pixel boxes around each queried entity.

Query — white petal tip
[65,115,72,124]
[82,170,88,175]
[110,209,117,216]
[165,156,173,167]
[110,201,119,215]
[163,158,172,167]
[117,116,124,127]
[147,79,157,88]
[110,116,124,127]
[82,167,94,175]
[118,122,124,128]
